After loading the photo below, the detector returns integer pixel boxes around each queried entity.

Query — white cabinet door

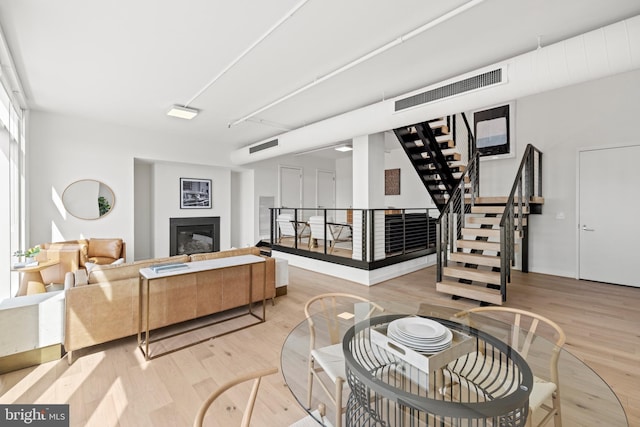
[578,145,640,287]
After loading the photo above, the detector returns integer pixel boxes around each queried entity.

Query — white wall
[133,159,153,259]
[383,147,435,209]
[151,162,231,256]
[248,153,338,238]
[231,169,255,248]
[28,111,235,259]
[25,69,640,280]
[335,156,352,224]
[479,69,640,278]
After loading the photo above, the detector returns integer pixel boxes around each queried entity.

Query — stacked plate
[387,317,453,354]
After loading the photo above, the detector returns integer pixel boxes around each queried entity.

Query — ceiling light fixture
[167,105,200,120]
[229,0,485,128]
[335,145,353,152]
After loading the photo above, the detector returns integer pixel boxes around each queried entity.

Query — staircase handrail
[498,144,543,297]
[437,150,479,222]
[436,150,479,282]
[436,112,479,222]
[499,144,543,228]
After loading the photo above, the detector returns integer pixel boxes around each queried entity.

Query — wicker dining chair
[304,293,384,427]
[449,307,566,427]
[193,367,278,427]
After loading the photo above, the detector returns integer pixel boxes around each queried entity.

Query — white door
[279,165,303,214]
[316,170,335,214]
[578,145,640,287]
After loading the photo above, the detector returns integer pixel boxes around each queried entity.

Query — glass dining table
[280,300,628,426]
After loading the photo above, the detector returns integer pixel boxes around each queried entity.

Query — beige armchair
[37,238,126,285]
[81,238,126,266]
[37,241,85,285]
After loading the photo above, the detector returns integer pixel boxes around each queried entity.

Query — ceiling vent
[249,138,278,154]
[395,68,505,112]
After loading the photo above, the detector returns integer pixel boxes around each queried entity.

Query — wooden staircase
[436,195,542,305]
[394,114,544,305]
[393,117,468,211]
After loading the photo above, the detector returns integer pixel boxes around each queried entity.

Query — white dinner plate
[388,317,447,341]
[388,325,453,353]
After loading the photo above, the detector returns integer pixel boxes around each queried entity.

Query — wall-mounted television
[474,103,514,159]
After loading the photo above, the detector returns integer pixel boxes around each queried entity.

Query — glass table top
[280,300,628,426]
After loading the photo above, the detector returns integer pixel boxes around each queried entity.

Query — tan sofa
[64,247,275,361]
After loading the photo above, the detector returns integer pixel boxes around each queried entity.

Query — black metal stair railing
[436,151,480,282]
[499,144,543,293]
[437,145,542,302]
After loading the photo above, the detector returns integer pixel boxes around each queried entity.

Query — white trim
[272,250,436,286]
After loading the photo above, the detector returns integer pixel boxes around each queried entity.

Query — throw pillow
[85,262,96,273]
[111,258,125,265]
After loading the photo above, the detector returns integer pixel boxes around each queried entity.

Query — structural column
[352,133,385,261]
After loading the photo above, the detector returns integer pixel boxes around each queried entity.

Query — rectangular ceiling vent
[249,138,278,154]
[395,68,504,112]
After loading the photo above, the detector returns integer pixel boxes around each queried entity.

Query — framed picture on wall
[473,102,515,160]
[180,178,212,209]
[385,168,401,195]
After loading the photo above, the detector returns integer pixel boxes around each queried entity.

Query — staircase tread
[456,239,501,250]
[436,280,503,305]
[443,266,502,286]
[444,265,500,276]
[467,216,527,226]
[475,196,545,205]
[436,279,501,293]
[449,252,501,267]
[461,227,520,238]
[471,205,530,214]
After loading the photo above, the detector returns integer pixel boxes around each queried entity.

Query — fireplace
[170,217,220,256]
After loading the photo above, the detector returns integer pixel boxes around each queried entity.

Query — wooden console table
[138,254,266,360]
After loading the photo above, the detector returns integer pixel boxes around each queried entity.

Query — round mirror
[62,179,115,220]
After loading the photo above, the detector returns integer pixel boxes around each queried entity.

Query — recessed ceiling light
[167,105,199,120]
[335,145,353,152]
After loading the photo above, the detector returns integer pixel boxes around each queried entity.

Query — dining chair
[304,293,384,427]
[448,307,566,427]
[277,213,309,245]
[193,366,278,427]
[307,216,349,254]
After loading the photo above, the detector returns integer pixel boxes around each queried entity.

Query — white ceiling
[1,0,639,161]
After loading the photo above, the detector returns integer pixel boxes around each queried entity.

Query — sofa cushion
[88,254,190,284]
[88,238,123,263]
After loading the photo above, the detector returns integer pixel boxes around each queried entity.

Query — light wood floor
[0,265,638,426]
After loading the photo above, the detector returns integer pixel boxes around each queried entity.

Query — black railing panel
[270,207,437,268]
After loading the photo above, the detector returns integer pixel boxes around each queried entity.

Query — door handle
[582,225,595,231]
